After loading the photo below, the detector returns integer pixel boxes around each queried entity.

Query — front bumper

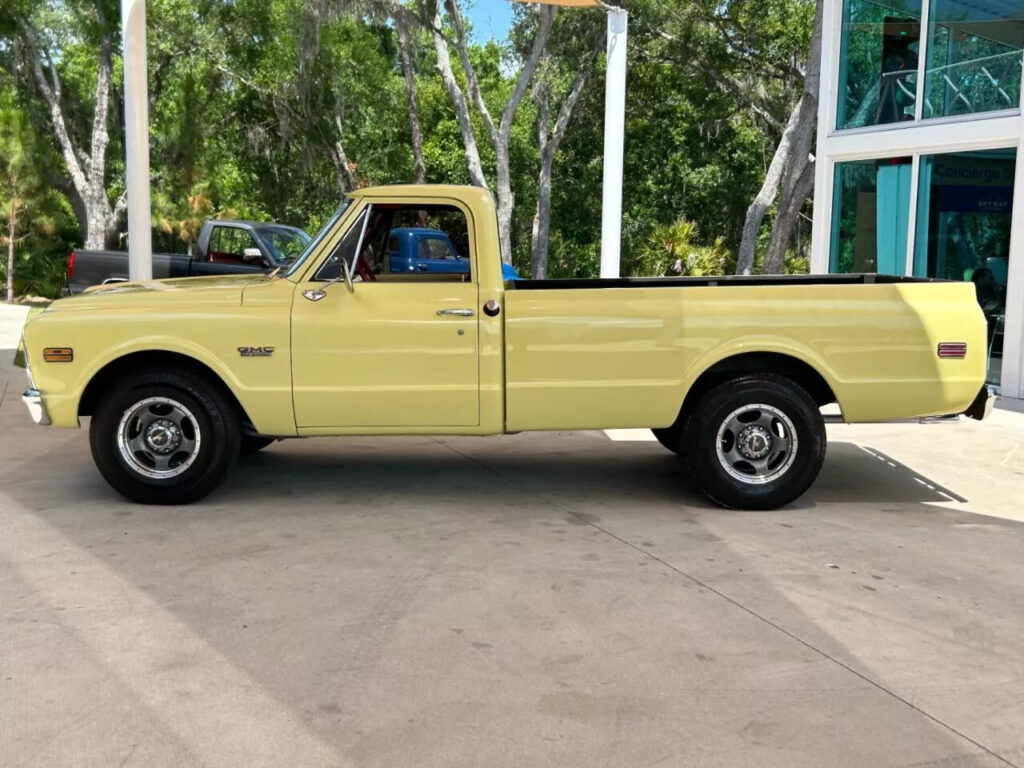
[963,386,996,421]
[22,389,51,426]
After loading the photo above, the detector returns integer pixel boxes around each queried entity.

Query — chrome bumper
[22,389,51,426]
[963,386,995,422]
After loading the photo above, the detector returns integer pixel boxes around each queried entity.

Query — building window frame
[834,0,1023,133]
[813,0,1024,398]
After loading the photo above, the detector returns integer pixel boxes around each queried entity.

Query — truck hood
[52,274,278,312]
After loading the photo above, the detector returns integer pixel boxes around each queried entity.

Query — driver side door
[291,204,481,430]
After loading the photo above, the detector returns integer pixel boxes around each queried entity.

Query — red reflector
[67,251,76,281]
[938,343,967,359]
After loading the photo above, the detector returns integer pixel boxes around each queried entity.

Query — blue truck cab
[387,228,519,280]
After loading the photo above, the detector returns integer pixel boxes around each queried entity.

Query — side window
[425,238,455,260]
[208,226,260,263]
[315,211,368,281]
[355,205,471,282]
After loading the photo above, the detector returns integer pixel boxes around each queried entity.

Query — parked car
[21,185,991,510]
[65,220,311,294]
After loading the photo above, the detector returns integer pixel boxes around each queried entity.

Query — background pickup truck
[65,219,311,294]
[21,185,992,510]
[389,227,519,280]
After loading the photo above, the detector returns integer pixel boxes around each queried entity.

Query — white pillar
[809,0,838,274]
[600,7,627,279]
[999,113,1024,399]
[122,0,152,282]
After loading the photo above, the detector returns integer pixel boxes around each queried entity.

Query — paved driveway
[2,304,1023,768]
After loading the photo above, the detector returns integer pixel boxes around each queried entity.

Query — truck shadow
[217,436,965,510]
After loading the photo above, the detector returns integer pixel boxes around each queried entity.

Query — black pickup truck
[66,219,311,294]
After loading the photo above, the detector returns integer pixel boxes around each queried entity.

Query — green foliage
[0,77,77,299]
[0,0,817,295]
[626,219,733,277]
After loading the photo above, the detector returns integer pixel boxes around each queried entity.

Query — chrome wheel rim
[117,396,202,479]
[715,403,798,485]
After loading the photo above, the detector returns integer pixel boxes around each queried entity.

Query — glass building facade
[815,0,1024,396]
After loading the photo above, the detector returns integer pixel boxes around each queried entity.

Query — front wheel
[651,424,681,454]
[89,369,241,505]
[681,375,826,510]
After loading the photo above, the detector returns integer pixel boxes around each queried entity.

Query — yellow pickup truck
[20,185,992,509]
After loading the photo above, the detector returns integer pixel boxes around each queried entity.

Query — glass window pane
[838,0,923,130]
[923,0,1024,119]
[831,158,913,273]
[913,148,1016,386]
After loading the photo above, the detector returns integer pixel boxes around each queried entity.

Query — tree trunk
[762,160,816,274]
[86,24,113,249]
[397,14,426,186]
[6,193,15,302]
[331,100,359,193]
[532,84,552,279]
[22,19,116,249]
[735,0,823,276]
[438,0,554,265]
[494,144,515,267]
[761,0,824,274]
[531,36,602,280]
[429,3,488,190]
[735,99,805,276]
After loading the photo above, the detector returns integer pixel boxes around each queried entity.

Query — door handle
[437,309,475,317]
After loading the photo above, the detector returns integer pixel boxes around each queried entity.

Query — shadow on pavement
[3,422,1022,766]
[213,438,967,510]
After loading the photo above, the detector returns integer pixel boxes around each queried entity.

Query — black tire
[240,436,275,456]
[89,368,241,505]
[651,425,681,454]
[680,375,826,510]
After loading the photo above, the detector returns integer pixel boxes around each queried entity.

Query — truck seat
[209,251,244,265]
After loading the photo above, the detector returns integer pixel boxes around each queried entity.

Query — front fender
[25,313,295,436]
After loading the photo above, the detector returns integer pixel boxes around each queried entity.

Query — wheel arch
[77,349,255,430]
[676,351,841,427]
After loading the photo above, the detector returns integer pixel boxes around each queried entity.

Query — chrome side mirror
[302,257,355,303]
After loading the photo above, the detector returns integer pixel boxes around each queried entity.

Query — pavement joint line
[430,436,1020,768]
[0,379,8,410]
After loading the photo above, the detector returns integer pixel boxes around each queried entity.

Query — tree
[12,1,125,249]
[733,0,822,275]
[0,80,68,300]
[396,8,427,186]
[531,26,604,279]
[426,0,554,265]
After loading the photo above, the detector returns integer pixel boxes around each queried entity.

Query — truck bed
[503,277,985,431]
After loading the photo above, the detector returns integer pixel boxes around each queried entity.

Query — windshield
[284,200,352,278]
[253,225,312,265]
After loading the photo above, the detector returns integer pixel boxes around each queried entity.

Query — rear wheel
[89,369,240,504]
[681,375,826,510]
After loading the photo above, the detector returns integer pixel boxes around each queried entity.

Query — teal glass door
[913,148,1017,386]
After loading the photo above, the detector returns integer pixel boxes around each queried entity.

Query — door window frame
[290,196,479,286]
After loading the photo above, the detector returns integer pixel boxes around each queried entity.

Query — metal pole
[122,0,152,282]
[600,7,627,279]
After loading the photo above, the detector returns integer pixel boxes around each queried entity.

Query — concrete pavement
[2,303,1024,767]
